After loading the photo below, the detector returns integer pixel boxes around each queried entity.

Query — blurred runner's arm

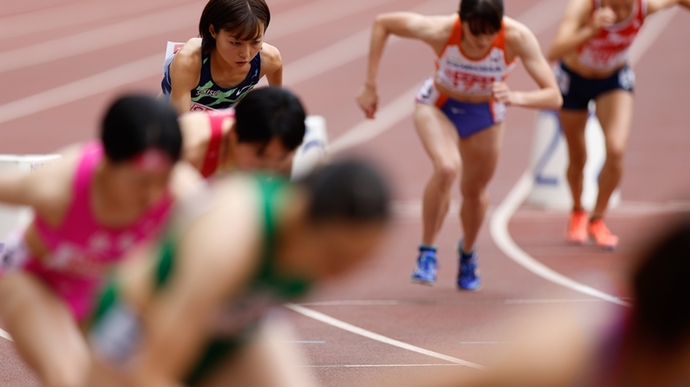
[547,0,608,62]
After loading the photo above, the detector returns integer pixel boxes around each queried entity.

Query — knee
[432,161,460,188]
[460,182,487,201]
[605,144,625,164]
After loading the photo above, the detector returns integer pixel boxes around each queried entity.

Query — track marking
[489,7,679,307]
[0,329,12,342]
[0,0,446,126]
[301,363,464,368]
[0,0,192,40]
[297,298,616,307]
[285,303,486,370]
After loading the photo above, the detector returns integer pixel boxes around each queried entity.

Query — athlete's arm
[127,184,262,386]
[356,12,448,119]
[261,43,283,86]
[648,0,690,13]
[497,20,562,110]
[168,43,203,115]
[547,0,615,62]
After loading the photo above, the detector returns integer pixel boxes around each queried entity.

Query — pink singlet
[8,142,173,321]
[200,110,235,178]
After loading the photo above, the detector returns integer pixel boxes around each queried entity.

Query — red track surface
[1,0,689,385]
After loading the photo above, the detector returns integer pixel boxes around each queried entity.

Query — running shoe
[457,249,481,291]
[588,219,619,250]
[411,249,437,285]
[566,210,588,244]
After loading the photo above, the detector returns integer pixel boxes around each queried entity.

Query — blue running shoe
[411,249,437,285]
[457,247,481,291]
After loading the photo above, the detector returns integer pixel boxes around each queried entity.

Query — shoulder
[30,144,83,219]
[503,17,541,54]
[172,38,203,71]
[259,43,282,68]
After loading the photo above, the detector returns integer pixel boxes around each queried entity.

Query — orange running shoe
[588,219,619,250]
[566,210,588,244]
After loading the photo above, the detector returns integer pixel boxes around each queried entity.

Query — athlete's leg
[194,318,318,387]
[0,273,91,387]
[457,123,503,253]
[413,104,461,246]
[593,90,634,218]
[558,109,589,212]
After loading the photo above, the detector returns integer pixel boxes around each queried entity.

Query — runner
[548,0,690,250]
[161,0,282,114]
[87,160,391,387]
[0,94,195,387]
[374,216,690,387]
[180,87,306,178]
[356,0,562,290]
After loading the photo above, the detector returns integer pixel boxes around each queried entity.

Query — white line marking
[489,7,679,306]
[301,363,463,368]
[285,303,486,370]
[0,0,193,40]
[0,4,202,73]
[0,55,163,125]
[0,329,13,342]
[490,173,631,306]
[297,298,614,306]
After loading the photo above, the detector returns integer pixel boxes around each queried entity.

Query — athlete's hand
[356,85,378,119]
[492,82,522,106]
[590,7,616,30]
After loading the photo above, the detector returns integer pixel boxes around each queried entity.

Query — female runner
[356,0,562,290]
[87,160,391,387]
[180,87,306,178]
[161,0,282,114]
[0,94,195,387]
[548,0,690,250]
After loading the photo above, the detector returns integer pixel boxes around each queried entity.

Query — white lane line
[0,4,202,73]
[490,173,631,306]
[0,329,12,342]
[488,7,679,307]
[0,55,163,125]
[0,0,193,40]
[0,0,447,125]
[285,303,486,370]
[297,298,613,306]
[301,364,463,368]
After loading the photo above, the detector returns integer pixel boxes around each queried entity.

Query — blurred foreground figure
[87,159,391,387]
[378,218,690,387]
[0,95,195,387]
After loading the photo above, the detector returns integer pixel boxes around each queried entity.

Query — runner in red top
[548,0,690,250]
[180,87,307,177]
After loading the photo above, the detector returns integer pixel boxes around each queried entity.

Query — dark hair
[234,87,306,151]
[632,218,690,349]
[101,94,182,163]
[296,159,391,224]
[199,0,270,54]
[459,0,503,36]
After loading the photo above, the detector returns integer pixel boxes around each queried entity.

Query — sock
[419,244,437,253]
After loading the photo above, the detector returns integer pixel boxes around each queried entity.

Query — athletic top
[89,175,311,384]
[434,17,517,95]
[200,110,235,178]
[577,0,646,71]
[161,50,261,112]
[32,142,173,279]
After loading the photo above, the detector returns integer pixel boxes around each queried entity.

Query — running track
[1,0,689,385]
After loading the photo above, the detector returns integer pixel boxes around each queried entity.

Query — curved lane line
[489,8,679,306]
